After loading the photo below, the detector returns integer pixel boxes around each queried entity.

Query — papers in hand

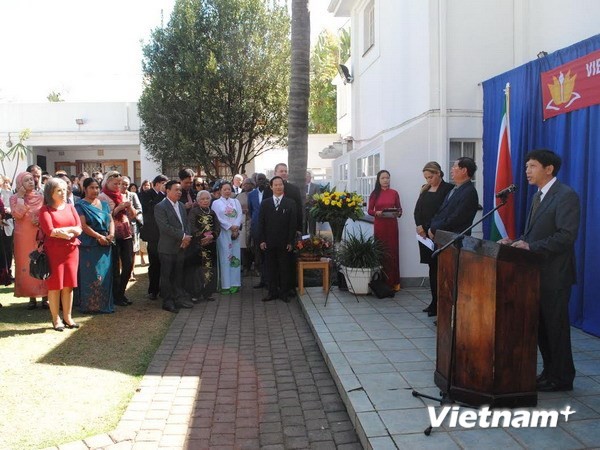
[416,233,435,251]
[381,208,400,218]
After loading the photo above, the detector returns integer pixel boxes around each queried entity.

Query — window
[356,153,380,200]
[449,140,477,183]
[339,163,348,183]
[363,0,375,55]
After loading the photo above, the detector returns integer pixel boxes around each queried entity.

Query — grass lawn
[0,264,173,450]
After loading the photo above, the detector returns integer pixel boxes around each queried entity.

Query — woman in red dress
[368,170,402,291]
[38,178,82,331]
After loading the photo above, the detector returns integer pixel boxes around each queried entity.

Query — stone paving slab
[299,286,600,450]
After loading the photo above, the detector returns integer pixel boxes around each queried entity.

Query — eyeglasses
[195,184,202,187]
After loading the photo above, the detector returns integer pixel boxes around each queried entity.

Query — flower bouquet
[295,235,333,261]
[309,188,364,242]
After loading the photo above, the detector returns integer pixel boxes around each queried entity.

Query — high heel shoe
[64,322,80,329]
[52,321,64,332]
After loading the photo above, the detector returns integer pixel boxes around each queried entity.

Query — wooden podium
[434,230,540,408]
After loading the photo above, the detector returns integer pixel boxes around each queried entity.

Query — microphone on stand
[495,184,517,198]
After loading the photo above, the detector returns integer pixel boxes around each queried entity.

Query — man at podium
[500,149,580,392]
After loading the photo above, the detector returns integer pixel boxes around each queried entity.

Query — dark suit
[155,198,190,308]
[258,196,297,299]
[522,180,580,386]
[429,180,479,235]
[139,188,165,296]
[248,187,273,285]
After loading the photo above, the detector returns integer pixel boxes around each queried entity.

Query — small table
[297,258,330,295]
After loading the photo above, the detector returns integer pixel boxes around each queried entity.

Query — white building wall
[330,0,600,281]
[253,134,338,183]
[0,102,159,182]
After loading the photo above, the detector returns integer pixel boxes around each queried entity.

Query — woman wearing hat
[414,161,454,316]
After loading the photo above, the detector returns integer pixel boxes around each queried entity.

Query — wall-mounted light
[75,118,85,125]
[338,64,354,84]
[6,133,13,148]
[537,51,548,59]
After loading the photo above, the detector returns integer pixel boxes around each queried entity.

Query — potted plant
[336,229,386,294]
[295,235,333,261]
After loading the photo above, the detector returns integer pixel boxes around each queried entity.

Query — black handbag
[369,271,395,299]
[29,244,51,280]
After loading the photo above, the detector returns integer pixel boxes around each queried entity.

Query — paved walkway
[48,283,600,450]
[55,282,363,450]
[299,286,600,449]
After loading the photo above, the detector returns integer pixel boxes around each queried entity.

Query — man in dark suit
[274,163,303,233]
[154,180,194,312]
[178,168,196,215]
[500,149,580,392]
[428,157,479,239]
[303,171,320,235]
[258,176,297,303]
[247,173,272,289]
[139,174,168,300]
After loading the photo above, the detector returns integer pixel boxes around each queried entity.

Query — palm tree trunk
[288,0,310,189]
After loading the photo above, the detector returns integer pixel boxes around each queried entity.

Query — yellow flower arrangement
[309,188,365,223]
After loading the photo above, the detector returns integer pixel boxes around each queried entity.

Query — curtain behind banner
[482,34,600,336]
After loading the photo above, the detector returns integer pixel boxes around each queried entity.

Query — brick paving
[52,282,363,450]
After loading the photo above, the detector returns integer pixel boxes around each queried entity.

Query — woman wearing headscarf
[75,177,115,313]
[121,176,143,281]
[368,170,402,291]
[38,177,82,331]
[211,181,243,294]
[414,161,454,316]
[98,171,137,306]
[10,172,48,308]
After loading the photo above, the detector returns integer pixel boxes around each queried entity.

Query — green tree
[0,129,32,182]
[47,91,64,102]
[139,0,290,178]
[287,0,310,189]
[309,30,338,133]
[339,27,351,63]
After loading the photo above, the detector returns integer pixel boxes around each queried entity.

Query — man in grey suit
[154,180,194,312]
[501,149,580,392]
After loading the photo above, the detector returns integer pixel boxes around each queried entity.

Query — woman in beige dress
[10,172,48,308]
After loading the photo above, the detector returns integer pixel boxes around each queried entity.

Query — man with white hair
[232,174,244,195]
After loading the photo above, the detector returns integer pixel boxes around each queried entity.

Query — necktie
[530,190,542,219]
[274,197,280,210]
[173,202,183,227]
[447,186,458,200]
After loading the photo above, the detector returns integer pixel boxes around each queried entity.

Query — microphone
[495,184,517,198]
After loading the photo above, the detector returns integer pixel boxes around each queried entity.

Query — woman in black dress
[186,190,220,302]
[414,161,454,316]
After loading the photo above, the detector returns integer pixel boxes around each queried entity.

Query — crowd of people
[0,160,471,318]
[0,163,315,320]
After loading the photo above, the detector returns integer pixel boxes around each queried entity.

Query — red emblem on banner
[541,48,600,119]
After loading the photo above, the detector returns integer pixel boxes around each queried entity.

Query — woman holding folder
[414,161,454,316]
